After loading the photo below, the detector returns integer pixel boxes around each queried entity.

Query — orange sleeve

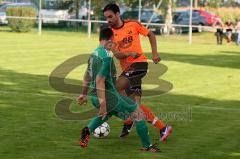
[135,21,149,36]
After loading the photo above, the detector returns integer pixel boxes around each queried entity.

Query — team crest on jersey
[128,30,132,35]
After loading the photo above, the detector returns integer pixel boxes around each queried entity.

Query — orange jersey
[111,20,149,70]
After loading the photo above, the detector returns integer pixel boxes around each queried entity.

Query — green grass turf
[0,27,240,159]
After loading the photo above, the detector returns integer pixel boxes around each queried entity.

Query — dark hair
[103,3,120,14]
[99,28,113,41]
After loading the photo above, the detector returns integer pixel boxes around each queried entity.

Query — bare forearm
[112,50,130,59]
[82,72,91,95]
[148,31,158,56]
[96,76,106,105]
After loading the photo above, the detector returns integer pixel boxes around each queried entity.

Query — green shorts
[90,91,137,120]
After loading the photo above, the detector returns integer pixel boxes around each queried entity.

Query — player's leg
[119,62,172,141]
[124,62,149,104]
[79,95,112,148]
[119,62,148,137]
[120,99,172,141]
[79,115,111,148]
[88,115,111,133]
[120,64,149,137]
[119,89,140,137]
[140,104,172,142]
[114,95,160,152]
[132,108,160,152]
[116,72,135,137]
[116,75,130,96]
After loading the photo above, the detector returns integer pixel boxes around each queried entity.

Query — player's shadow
[145,51,240,69]
[1,66,239,120]
[0,67,239,159]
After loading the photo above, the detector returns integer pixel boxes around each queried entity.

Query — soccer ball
[93,122,110,138]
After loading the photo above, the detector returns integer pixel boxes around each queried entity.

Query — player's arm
[82,71,91,95]
[111,39,139,59]
[147,31,161,64]
[77,56,93,105]
[77,70,91,105]
[135,20,161,64]
[96,75,107,118]
[112,50,139,59]
[95,56,111,118]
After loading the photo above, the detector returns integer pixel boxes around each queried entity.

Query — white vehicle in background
[40,9,69,24]
[40,0,70,26]
[0,4,8,24]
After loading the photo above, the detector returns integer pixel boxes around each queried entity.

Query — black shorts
[120,62,148,96]
[216,29,223,34]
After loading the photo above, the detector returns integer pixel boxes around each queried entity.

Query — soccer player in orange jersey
[103,4,172,141]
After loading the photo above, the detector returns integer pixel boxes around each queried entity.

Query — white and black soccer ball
[93,122,110,138]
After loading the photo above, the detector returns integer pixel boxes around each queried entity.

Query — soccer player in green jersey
[77,28,160,152]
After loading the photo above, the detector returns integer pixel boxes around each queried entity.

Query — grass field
[0,28,240,159]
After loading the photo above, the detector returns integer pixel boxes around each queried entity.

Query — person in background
[235,19,240,45]
[213,19,224,45]
[225,20,234,43]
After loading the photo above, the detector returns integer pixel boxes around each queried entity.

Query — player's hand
[98,102,107,120]
[152,54,161,64]
[128,52,140,59]
[77,94,88,105]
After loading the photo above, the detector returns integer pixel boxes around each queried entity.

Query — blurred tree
[205,0,222,8]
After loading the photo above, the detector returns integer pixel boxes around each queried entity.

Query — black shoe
[140,143,161,152]
[119,122,134,138]
[79,127,90,148]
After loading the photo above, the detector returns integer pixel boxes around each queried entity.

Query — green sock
[87,115,109,133]
[135,120,151,148]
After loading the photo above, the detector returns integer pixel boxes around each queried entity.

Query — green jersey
[87,45,117,97]
[87,45,137,115]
